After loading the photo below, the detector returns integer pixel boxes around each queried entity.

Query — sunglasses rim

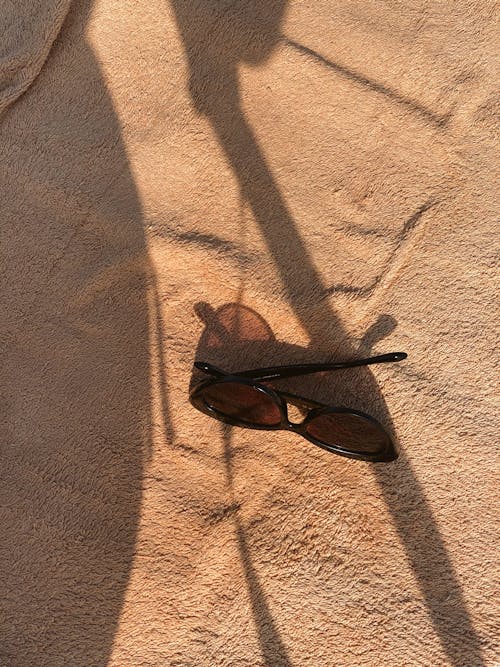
[190,376,397,462]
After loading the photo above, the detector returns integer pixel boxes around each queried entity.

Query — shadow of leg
[0,2,173,664]
[173,2,485,664]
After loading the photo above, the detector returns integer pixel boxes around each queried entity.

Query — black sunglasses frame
[190,352,407,463]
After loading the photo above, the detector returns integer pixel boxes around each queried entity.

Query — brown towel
[1,1,497,665]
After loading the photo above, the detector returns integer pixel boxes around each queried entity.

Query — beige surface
[1,1,498,666]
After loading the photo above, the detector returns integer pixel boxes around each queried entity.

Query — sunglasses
[190,351,407,462]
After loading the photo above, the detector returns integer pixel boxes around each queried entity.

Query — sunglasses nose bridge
[281,402,308,430]
[284,405,307,433]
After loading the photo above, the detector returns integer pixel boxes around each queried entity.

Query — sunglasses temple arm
[193,362,231,378]
[229,352,408,381]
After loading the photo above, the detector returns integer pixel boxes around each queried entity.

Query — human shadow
[0,1,171,665]
[172,1,485,665]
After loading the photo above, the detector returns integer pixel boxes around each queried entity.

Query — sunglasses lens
[306,412,388,454]
[200,382,282,426]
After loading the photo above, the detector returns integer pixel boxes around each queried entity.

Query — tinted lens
[306,412,387,454]
[200,382,282,426]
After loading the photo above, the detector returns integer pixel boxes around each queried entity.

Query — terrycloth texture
[1,1,498,666]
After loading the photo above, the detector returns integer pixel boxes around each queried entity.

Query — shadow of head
[170,0,287,111]
[173,0,287,62]
[223,0,288,65]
